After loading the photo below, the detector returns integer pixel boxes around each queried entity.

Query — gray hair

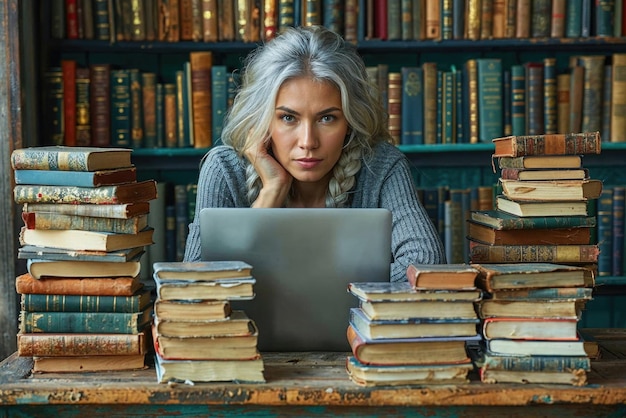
[222,25,392,207]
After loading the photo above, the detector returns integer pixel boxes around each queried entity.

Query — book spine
[465,0,480,40]
[597,188,614,276]
[483,355,590,372]
[65,0,80,39]
[278,0,295,32]
[129,69,144,148]
[110,69,132,147]
[387,72,402,145]
[442,71,455,144]
[612,186,625,277]
[264,0,278,40]
[211,65,228,146]
[42,68,65,146]
[202,0,219,41]
[168,0,181,41]
[18,333,146,356]
[22,202,148,219]
[510,64,526,136]
[569,64,584,133]
[345,0,358,42]
[479,0,493,40]
[401,67,424,145]
[579,55,606,133]
[441,0,453,40]
[141,72,158,148]
[550,0,566,37]
[75,67,92,146]
[601,64,612,143]
[595,0,615,37]
[465,59,479,143]
[543,57,557,134]
[20,311,147,334]
[492,0,505,39]
[50,0,66,39]
[505,132,601,156]
[524,62,544,135]
[90,63,112,147]
[61,60,77,146]
[164,83,178,148]
[180,0,195,40]
[515,0,531,37]
[502,68,512,136]
[424,0,440,39]
[14,184,126,205]
[21,293,142,313]
[155,83,165,148]
[493,287,592,300]
[530,0,551,37]
[504,0,517,38]
[130,0,146,40]
[557,73,571,134]
[476,58,503,142]
[565,0,582,37]
[190,51,213,148]
[218,0,235,41]
[452,0,465,39]
[423,62,438,144]
[611,53,626,142]
[323,0,345,35]
[23,212,144,234]
[469,242,600,263]
[144,0,157,41]
[400,0,413,40]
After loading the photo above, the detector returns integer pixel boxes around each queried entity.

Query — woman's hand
[244,133,292,207]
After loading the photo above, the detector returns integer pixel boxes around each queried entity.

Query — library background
[2,0,626,359]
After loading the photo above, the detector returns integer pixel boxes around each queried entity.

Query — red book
[65,0,79,39]
[89,64,111,147]
[374,0,387,40]
[61,60,77,147]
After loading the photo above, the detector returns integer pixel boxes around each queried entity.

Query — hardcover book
[499,167,588,181]
[19,307,153,334]
[153,261,253,281]
[18,245,145,263]
[491,131,602,157]
[26,256,143,280]
[11,146,132,171]
[32,354,146,373]
[14,180,158,205]
[405,263,479,290]
[349,307,480,339]
[154,277,256,301]
[485,338,587,356]
[19,227,154,252]
[15,273,143,296]
[467,220,592,245]
[480,368,587,386]
[154,310,255,338]
[21,202,150,219]
[22,212,148,234]
[154,299,232,321]
[499,179,603,201]
[348,281,483,302]
[189,51,213,148]
[495,195,591,217]
[497,155,583,169]
[481,317,580,340]
[18,331,149,356]
[470,210,596,230]
[346,356,474,387]
[14,166,137,187]
[20,289,152,313]
[489,286,593,301]
[346,323,476,366]
[472,263,594,292]
[478,299,585,320]
[481,351,591,372]
[155,354,265,383]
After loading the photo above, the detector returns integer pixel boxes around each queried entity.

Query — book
[481,317,580,340]
[110,68,132,147]
[400,66,423,145]
[153,260,253,281]
[472,263,594,292]
[14,180,158,205]
[499,179,603,201]
[21,202,150,219]
[467,220,592,245]
[154,277,256,301]
[478,300,585,320]
[61,60,77,146]
[74,66,91,146]
[14,166,137,187]
[189,51,213,148]
[499,167,588,181]
[348,281,483,302]
[15,273,143,296]
[359,299,479,321]
[491,132,602,157]
[489,287,593,301]
[611,53,626,142]
[476,58,503,143]
[18,245,145,263]
[155,354,265,383]
[346,356,474,387]
[19,227,154,252]
[19,307,153,334]
[11,146,132,171]
[349,307,479,339]
[26,256,143,280]
[21,289,151,313]
[154,299,231,321]
[405,263,479,290]
[470,210,596,230]
[496,195,591,217]
[154,310,254,338]
[22,212,148,234]
[346,324,474,365]
[480,368,587,386]
[32,354,146,372]
[470,240,600,267]
[485,338,587,356]
[498,155,583,169]
[17,331,149,356]
[481,351,591,372]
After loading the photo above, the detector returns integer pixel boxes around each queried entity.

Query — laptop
[199,207,392,352]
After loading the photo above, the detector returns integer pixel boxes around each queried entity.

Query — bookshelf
[3,0,626,358]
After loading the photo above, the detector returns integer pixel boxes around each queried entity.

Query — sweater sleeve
[183,147,247,262]
[377,153,446,282]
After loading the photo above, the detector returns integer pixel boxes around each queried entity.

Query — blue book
[612,186,625,276]
[110,69,132,147]
[597,187,614,277]
[476,58,503,142]
[565,0,582,37]
[400,66,424,145]
[455,67,464,143]
[510,65,525,136]
[155,83,165,148]
[211,65,228,146]
[14,166,136,187]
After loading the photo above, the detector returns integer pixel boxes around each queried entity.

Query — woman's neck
[288,179,330,208]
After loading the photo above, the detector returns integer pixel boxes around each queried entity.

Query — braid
[245,163,262,205]
[327,138,363,207]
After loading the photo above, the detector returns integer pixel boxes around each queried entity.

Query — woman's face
[269,77,349,185]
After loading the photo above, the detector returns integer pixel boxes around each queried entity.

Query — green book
[530,0,551,37]
[42,67,64,146]
[21,290,152,313]
[442,70,455,144]
[211,65,228,146]
[129,69,144,149]
[400,66,424,145]
[565,0,582,37]
[578,55,606,133]
[470,210,596,230]
[110,69,132,147]
[19,307,153,334]
[595,0,615,37]
[476,58,503,142]
[543,58,557,134]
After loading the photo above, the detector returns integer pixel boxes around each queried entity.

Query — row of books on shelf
[44,52,231,149]
[379,53,626,146]
[50,0,626,45]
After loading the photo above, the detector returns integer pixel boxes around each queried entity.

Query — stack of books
[152,261,265,383]
[11,145,157,372]
[345,264,482,386]
[466,132,602,385]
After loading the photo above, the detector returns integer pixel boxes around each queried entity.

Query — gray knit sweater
[183,141,446,282]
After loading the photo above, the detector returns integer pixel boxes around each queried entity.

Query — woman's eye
[281,114,295,123]
[320,115,335,123]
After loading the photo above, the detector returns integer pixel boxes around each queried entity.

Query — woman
[183,25,445,282]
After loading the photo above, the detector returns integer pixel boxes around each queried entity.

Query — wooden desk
[2,329,626,417]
